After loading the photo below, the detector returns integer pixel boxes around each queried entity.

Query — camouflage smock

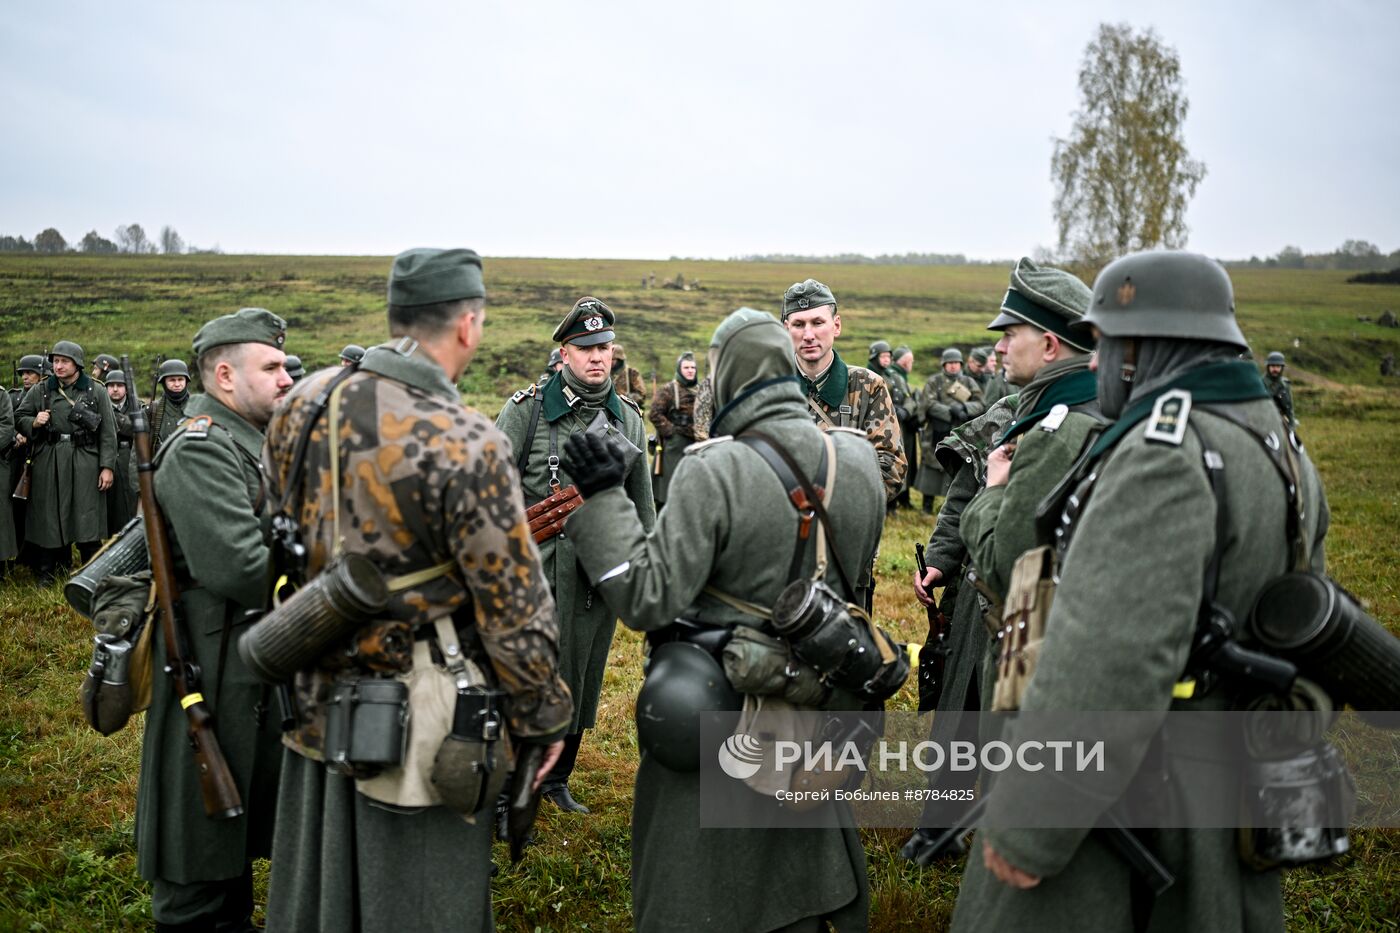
[647,377,699,504]
[799,349,907,501]
[263,341,574,760]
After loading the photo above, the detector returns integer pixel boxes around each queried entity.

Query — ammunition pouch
[990,546,1055,712]
[525,483,582,543]
[770,578,908,702]
[78,570,156,736]
[721,625,830,708]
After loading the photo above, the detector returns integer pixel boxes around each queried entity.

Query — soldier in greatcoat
[949,252,1331,932]
[14,340,116,580]
[496,297,655,814]
[136,308,291,931]
[564,307,882,932]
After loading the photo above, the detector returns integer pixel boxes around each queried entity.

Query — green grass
[2,256,1399,930]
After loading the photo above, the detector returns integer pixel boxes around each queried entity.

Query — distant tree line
[727,252,997,266]
[1227,240,1400,271]
[0,223,220,255]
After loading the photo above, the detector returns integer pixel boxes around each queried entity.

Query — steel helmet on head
[158,358,191,381]
[940,347,963,365]
[1080,250,1248,350]
[49,340,86,370]
[1266,351,1286,367]
[17,354,44,374]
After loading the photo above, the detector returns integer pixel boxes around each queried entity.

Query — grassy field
[2,255,1399,931]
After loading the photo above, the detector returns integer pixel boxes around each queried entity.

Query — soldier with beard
[648,351,700,510]
[611,342,648,408]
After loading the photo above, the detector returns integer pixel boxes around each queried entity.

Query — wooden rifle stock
[123,355,244,820]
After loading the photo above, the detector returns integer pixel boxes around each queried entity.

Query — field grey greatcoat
[135,394,283,888]
[648,375,699,506]
[496,372,655,733]
[915,370,986,498]
[106,399,141,534]
[15,372,117,547]
[950,365,1329,933]
[567,309,883,933]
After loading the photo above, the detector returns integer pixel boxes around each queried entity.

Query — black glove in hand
[563,431,628,498]
[949,402,968,424]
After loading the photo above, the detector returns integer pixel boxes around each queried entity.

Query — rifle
[123,355,244,820]
[915,543,952,709]
[924,797,1174,896]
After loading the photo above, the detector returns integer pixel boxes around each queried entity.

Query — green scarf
[997,358,1097,446]
[800,349,849,409]
[1088,360,1271,459]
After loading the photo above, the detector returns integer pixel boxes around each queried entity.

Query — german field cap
[49,340,86,368]
[782,279,837,321]
[388,248,485,308]
[192,307,287,358]
[988,258,1094,352]
[969,346,992,364]
[553,297,617,347]
[892,345,912,361]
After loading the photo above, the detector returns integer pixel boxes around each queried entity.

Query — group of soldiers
[1,350,192,583]
[4,246,1333,933]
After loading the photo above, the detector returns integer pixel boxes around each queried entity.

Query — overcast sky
[4,0,1397,260]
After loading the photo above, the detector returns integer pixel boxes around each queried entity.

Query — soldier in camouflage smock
[782,280,906,502]
[497,296,655,814]
[648,350,700,508]
[265,249,573,932]
[915,348,986,507]
[610,341,648,409]
[877,342,920,510]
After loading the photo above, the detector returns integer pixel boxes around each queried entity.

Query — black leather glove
[949,402,968,424]
[563,431,628,498]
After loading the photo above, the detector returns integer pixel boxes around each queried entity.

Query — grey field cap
[988,257,1095,352]
[782,279,837,321]
[1080,250,1248,350]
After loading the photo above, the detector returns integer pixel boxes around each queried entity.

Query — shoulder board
[181,414,214,439]
[1039,403,1070,434]
[827,426,867,439]
[510,383,540,404]
[1143,389,1192,446]
[684,435,733,454]
[619,393,642,414]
